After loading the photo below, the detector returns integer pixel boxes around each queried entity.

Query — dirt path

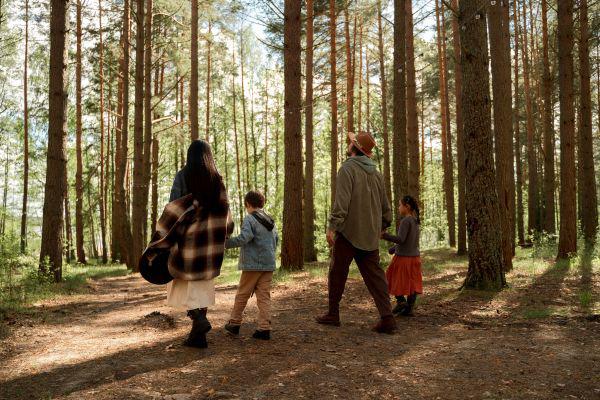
[1,250,599,399]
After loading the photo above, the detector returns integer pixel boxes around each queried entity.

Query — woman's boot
[392,295,407,315]
[399,294,417,316]
[183,308,211,348]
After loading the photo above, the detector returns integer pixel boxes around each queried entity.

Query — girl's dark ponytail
[402,195,421,225]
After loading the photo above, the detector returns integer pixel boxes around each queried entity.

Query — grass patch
[579,291,593,309]
[1,261,128,317]
[522,308,552,319]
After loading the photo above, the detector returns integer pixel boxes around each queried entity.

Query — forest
[0,0,599,399]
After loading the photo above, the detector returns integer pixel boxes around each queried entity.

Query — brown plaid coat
[143,192,234,281]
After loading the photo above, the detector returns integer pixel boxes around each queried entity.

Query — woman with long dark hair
[167,140,232,348]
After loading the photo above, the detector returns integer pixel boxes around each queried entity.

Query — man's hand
[326,229,336,248]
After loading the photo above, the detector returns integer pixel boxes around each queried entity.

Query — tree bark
[513,0,525,246]
[40,0,70,281]
[190,0,199,141]
[521,0,539,236]
[377,0,392,204]
[232,48,244,227]
[344,5,354,134]
[329,0,338,206]
[451,0,466,255]
[20,0,29,254]
[556,0,577,259]
[113,0,133,268]
[393,0,408,223]
[577,0,597,245]
[98,0,108,263]
[405,0,419,202]
[488,0,514,270]
[240,37,250,190]
[541,0,555,235]
[460,0,505,290]
[435,0,455,246]
[304,0,317,262]
[281,0,303,270]
[141,0,153,244]
[205,21,212,141]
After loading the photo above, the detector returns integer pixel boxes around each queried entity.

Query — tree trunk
[232,49,244,227]
[357,22,362,132]
[98,0,108,263]
[344,5,354,134]
[281,0,303,270]
[40,0,70,282]
[377,0,392,204]
[393,0,408,223]
[577,0,597,245]
[263,75,269,196]
[452,0,466,255]
[20,0,29,254]
[114,0,133,268]
[405,0,419,201]
[435,0,455,246]
[304,0,317,262]
[141,0,153,244]
[460,0,505,290]
[513,0,525,246]
[556,0,577,259]
[521,0,539,236]
[131,0,146,271]
[541,0,555,235]
[205,21,212,141]
[329,0,338,206]
[240,38,251,190]
[488,0,514,270]
[190,0,199,141]
[64,173,74,263]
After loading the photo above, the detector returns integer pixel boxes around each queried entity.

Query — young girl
[381,195,422,316]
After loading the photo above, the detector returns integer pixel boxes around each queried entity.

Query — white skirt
[166,278,216,310]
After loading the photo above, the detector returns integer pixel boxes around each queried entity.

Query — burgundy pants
[328,234,393,318]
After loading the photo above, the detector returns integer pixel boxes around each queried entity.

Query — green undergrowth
[0,258,128,318]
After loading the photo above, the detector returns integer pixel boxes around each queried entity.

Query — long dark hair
[183,140,227,212]
[401,195,421,225]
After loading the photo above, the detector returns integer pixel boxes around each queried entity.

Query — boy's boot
[392,295,407,315]
[399,294,417,316]
[224,322,240,336]
[252,330,271,340]
[372,315,397,334]
[183,308,211,348]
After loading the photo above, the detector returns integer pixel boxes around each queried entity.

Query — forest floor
[0,247,599,400]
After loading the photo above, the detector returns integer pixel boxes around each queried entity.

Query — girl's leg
[392,295,407,314]
[400,293,417,316]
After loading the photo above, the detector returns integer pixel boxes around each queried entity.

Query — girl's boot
[400,294,417,316]
[183,308,211,348]
[392,296,407,315]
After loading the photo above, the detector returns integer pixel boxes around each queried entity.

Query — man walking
[316,131,396,333]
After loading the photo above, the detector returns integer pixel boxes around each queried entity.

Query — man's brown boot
[315,313,341,327]
[372,315,397,334]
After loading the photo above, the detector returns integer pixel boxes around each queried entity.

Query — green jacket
[328,156,392,251]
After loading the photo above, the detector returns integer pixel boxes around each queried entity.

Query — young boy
[224,190,278,340]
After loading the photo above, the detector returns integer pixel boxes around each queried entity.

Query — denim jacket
[225,210,278,271]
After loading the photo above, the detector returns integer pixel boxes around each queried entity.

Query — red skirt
[386,255,423,296]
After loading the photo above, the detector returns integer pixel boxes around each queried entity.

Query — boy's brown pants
[229,271,273,331]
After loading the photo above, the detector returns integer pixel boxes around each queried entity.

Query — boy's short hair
[244,190,265,208]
